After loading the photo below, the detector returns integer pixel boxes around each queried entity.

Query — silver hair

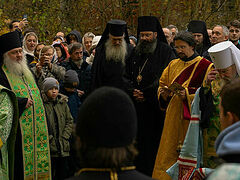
[215,25,229,36]
[166,24,178,34]
[105,38,127,65]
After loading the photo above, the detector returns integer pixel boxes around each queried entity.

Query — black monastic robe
[125,41,176,176]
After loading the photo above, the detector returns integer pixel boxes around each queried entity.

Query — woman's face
[26,35,37,52]
[84,37,93,52]
[55,47,62,58]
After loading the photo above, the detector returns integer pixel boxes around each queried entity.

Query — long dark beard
[135,38,157,55]
[105,39,127,65]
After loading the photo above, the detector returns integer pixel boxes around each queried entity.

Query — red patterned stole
[174,58,211,120]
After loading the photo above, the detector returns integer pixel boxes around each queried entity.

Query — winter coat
[31,63,66,90]
[62,59,91,101]
[42,93,73,157]
[60,88,81,123]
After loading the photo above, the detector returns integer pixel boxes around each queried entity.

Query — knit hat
[76,87,137,148]
[63,70,79,88]
[42,77,59,93]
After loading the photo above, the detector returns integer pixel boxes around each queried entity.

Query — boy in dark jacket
[42,77,73,180]
[60,70,81,123]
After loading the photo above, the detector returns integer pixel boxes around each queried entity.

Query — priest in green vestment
[0,31,51,179]
[0,85,18,180]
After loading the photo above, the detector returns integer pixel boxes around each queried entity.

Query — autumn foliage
[0,0,239,43]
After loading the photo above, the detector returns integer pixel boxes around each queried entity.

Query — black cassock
[91,43,133,91]
[125,41,176,176]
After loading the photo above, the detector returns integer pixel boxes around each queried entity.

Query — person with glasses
[31,45,66,89]
[153,31,212,180]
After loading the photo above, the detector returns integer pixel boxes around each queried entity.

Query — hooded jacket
[215,121,240,162]
[53,42,70,64]
[66,30,82,45]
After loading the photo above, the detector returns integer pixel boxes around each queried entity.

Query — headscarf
[22,32,38,57]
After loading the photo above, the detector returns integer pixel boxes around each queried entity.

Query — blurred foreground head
[76,86,138,168]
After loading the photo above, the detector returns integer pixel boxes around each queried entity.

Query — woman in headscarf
[22,32,38,66]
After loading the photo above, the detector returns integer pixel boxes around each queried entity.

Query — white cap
[208,41,240,75]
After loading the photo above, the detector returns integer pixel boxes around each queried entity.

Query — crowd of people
[0,15,240,180]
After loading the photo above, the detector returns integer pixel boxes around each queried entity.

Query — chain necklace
[136,58,149,85]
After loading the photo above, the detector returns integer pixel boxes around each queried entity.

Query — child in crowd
[42,77,73,180]
[60,70,81,123]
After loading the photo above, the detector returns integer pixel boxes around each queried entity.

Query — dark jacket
[62,59,91,101]
[60,87,81,123]
[31,63,66,90]
[42,93,73,157]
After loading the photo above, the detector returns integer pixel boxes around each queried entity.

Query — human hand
[19,18,28,31]
[206,69,219,85]
[36,63,42,74]
[25,98,33,109]
[177,89,186,100]
[77,90,85,97]
[160,86,173,101]
[133,89,145,102]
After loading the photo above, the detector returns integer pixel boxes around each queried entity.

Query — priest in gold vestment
[152,31,212,180]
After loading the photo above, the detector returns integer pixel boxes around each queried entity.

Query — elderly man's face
[212,26,228,45]
[162,28,172,45]
[7,47,23,62]
[109,34,124,47]
[217,64,237,82]
[71,47,83,61]
[140,31,157,42]
[192,33,203,45]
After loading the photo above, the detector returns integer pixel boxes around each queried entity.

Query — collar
[76,166,136,180]
[180,52,198,62]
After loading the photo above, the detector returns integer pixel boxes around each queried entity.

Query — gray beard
[105,39,127,65]
[73,59,83,68]
[135,38,157,55]
[3,53,34,82]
